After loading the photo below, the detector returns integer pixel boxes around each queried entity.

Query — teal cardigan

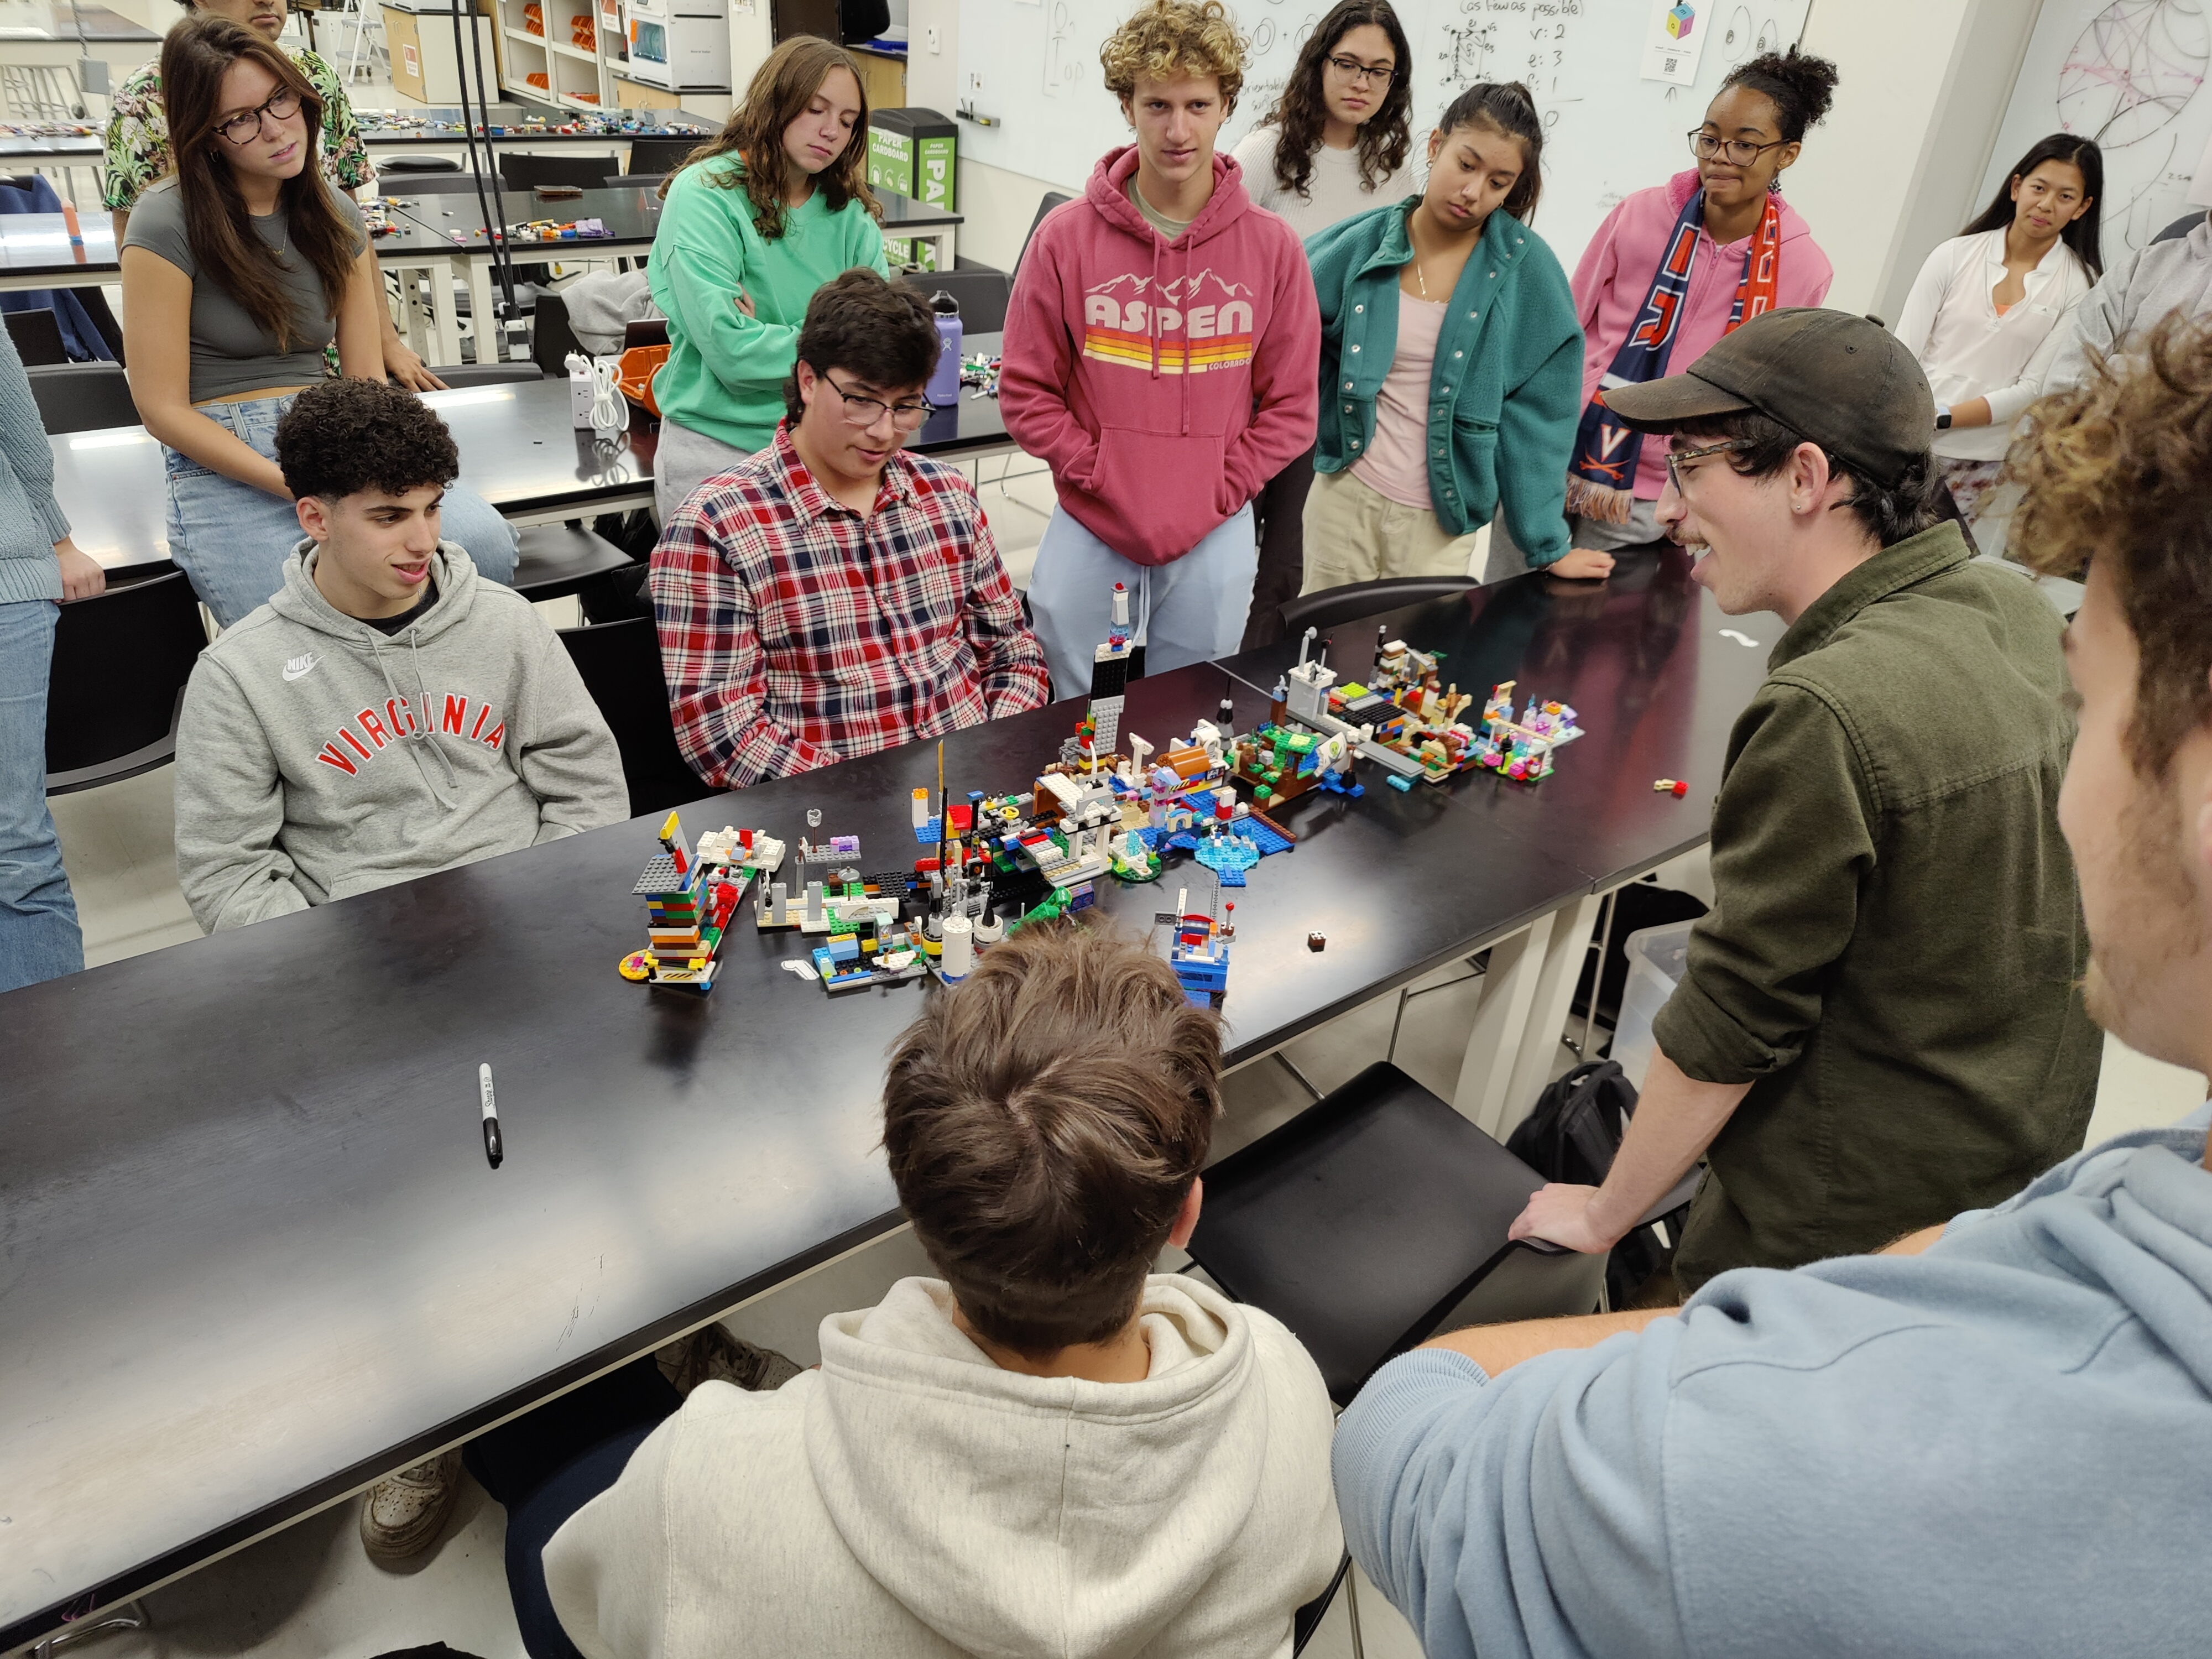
[1305,200,1581,562]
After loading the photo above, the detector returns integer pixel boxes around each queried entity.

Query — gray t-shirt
[121,176,366,403]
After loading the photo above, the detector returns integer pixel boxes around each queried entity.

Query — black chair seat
[378,154,462,174]
[1279,577,1480,641]
[558,615,706,819]
[499,152,620,192]
[5,306,68,367]
[1185,1061,1600,1406]
[514,522,635,602]
[623,135,700,177]
[46,568,206,796]
[28,361,138,433]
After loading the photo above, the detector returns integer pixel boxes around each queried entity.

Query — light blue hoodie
[1334,1103,2212,1658]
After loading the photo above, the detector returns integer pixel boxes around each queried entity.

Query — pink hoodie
[1000,147,1320,566]
[1574,169,1833,500]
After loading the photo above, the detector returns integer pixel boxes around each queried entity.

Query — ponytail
[1437,81,1543,223]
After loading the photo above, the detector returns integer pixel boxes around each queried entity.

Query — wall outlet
[925,23,940,53]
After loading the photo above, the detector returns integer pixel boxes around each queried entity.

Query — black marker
[479,1062,503,1168]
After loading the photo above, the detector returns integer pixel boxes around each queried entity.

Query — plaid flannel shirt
[651,425,1052,789]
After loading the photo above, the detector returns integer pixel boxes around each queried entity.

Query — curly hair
[275,378,458,502]
[658,35,879,241]
[2005,311,2212,780]
[1259,1,1412,198]
[1101,0,1246,114]
[881,921,1220,1359]
[1720,47,1839,144]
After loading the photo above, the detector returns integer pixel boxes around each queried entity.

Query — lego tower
[1088,581,1134,759]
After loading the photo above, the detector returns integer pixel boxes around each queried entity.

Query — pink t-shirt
[1572,170,1833,499]
[1351,293,1448,510]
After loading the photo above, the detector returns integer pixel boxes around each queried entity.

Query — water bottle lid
[930,290,960,316]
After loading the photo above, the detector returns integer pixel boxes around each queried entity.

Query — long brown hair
[658,36,879,241]
[159,16,357,351]
[1261,0,1412,199]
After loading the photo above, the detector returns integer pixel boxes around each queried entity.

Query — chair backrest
[375,153,463,175]
[557,617,708,819]
[1015,190,1073,275]
[531,289,586,375]
[1278,576,1479,640]
[2153,210,2206,245]
[28,362,139,433]
[384,174,504,195]
[499,152,621,192]
[419,362,544,387]
[601,174,668,191]
[5,306,67,367]
[46,568,206,793]
[897,266,1011,335]
[624,135,701,176]
[623,317,670,351]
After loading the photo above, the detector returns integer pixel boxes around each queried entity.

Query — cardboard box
[868,106,954,271]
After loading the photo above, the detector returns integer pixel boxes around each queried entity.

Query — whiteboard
[1978,0,2212,263]
[956,0,1811,275]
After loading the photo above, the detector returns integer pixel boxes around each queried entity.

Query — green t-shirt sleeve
[1652,682,1878,1083]
[654,173,802,397]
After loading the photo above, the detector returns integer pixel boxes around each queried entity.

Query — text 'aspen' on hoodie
[1000,147,1321,567]
[174,542,629,933]
[543,1275,1344,1659]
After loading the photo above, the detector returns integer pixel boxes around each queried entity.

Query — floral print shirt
[101,48,374,212]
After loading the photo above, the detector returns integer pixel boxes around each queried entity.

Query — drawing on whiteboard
[1042,0,1082,100]
[1437,18,1498,86]
[2056,0,2209,148]
[1718,8,1783,66]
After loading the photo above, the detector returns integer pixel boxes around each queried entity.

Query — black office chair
[557,615,707,818]
[897,265,1011,334]
[46,567,206,794]
[28,361,138,432]
[1014,190,1073,275]
[415,361,546,385]
[382,174,504,196]
[5,306,68,366]
[1183,1061,1613,1407]
[623,317,670,351]
[513,521,637,604]
[531,289,586,375]
[378,153,463,175]
[499,152,621,192]
[601,174,668,191]
[624,135,700,175]
[2153,209,2207,244]
[1278,577,1479,640]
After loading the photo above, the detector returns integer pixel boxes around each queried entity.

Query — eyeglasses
[1663,438,1753,497]
[821,372,934,431]
[216,86,302,147]
[1686,130,1790,167]
[1325,54,1396,88]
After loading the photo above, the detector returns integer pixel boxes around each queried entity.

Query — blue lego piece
[914,817,943,844]
[1183,789,1218,815]
[825,934,860,963]
[1243,818,1295,857]
[1387,775,1414,792]
[1165,831,1201,854]
[1195,834,1260,885]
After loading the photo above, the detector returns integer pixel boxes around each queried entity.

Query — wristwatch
[1934,405,1953,430]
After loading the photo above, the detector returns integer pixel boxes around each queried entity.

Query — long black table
[0,651,1611,1650]
[48,337,1014,571]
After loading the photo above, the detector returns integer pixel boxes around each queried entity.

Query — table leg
[1449,911,1553,1135]
[927,227,956,272]
[420,254,465,367]
[466,252,502,364]
[1494,891,1603,1144]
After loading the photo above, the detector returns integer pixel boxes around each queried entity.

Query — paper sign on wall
[1640,0,1708,87]
[401,42,420,79]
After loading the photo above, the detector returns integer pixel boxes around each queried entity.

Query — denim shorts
[166,392,521,629]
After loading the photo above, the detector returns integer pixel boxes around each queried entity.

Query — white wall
[728,0,773,105]
[906,0,958,116]
[1788,0,2042,319]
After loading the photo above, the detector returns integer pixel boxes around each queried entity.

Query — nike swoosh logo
[282,653,320,682]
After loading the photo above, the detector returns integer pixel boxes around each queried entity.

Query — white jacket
[544,1276,1343,1659]
[1893,228,2094,461]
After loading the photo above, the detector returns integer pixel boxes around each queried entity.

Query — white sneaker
[359,1449,463,1566]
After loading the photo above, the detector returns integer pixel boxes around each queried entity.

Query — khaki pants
[1299,467,1484,593]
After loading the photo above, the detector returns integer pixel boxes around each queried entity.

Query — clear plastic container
[1610,921,1693,1089]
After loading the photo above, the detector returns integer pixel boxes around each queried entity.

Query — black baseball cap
[1601,309,1935,486]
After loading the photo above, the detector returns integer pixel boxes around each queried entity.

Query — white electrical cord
[566,350,624,433]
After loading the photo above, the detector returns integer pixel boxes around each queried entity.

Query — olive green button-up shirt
[1655,523,2101,1291]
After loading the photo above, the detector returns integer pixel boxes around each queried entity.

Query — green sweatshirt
[1654,524,2103,1290]
[647,155,889,454]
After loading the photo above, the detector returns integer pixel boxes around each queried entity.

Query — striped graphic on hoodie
[1082,269,1255,374]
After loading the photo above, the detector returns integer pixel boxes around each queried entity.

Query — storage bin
[1610,920,1692,1089]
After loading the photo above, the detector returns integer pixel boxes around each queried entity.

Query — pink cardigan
[1573,170,1833,500]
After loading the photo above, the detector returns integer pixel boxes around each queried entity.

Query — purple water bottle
[927,290,963,406]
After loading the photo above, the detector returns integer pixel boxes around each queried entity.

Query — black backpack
[1507,1060,1691,1306]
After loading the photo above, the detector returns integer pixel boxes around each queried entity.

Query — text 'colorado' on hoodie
[1000,146,1321,567]
[174,542,629,933]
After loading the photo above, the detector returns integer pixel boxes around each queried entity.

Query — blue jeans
[165,394,521,628]
[1026,503,1259,701]
[0,598,83,993]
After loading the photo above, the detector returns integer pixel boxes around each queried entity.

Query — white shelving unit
[492,0,729,117]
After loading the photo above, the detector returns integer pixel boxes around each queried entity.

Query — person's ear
[1120,93,1134,129]
[1773,139,1802,176]
[1167,1176,1203,1251]
[1427,127,1442,164]
[2072,195,2095,225]
[795,359,820,416]
[1787,441,1833,517]
[293,493,331,543]
[2009,173,2023,204]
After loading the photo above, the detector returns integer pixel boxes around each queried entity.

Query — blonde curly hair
[1101,0,1246,112]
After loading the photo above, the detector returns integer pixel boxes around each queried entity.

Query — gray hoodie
[175,541,628,933]
[544,1275,1344,1659]
[2043,211,2212,393]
